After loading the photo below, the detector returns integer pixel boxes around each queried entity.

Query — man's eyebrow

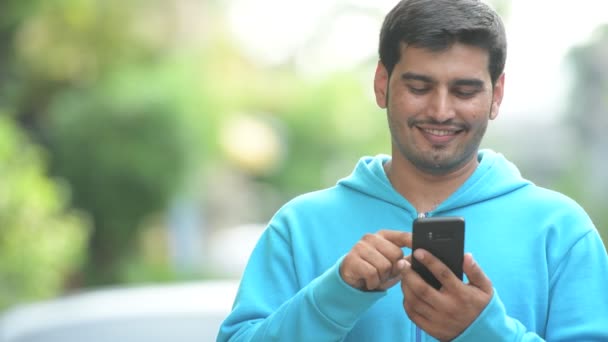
[401,72,434,83]
[401,72,486,88]
[450,78,485,88]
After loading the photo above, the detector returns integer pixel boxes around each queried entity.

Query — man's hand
[340,230,412,291]
[401,250,493,341]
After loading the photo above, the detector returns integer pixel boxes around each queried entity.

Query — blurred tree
[267,73,386,196]
[204,53,388,226]
[45,75,191,284]
[0,114,89,310]
[0,0,202,285]
[562,24,608,242]
[7,0,167,135]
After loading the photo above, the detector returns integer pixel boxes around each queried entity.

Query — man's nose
[428,89,455,123]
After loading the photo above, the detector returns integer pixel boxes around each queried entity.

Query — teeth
[423,128,457,136]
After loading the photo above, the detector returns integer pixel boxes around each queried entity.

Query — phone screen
[412,216,465,289]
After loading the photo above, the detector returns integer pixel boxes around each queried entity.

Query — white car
[0,280,238,342]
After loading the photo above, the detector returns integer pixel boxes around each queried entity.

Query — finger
[340,252,381,290]
[401,258,437,307]
[362,261,382,290]
[378,265,404,290]
[352,257,383,290]
[365,233,405,262]
[396,258,407,271]
[342,233,408,291]
[380,258,407,288]
[413,249,461,291]
[401,259,437,321]
[358,243,395,285]
[403,298,435,327]
[463,253,493,294]
[378,230,412,249]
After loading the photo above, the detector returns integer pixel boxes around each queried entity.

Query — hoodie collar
[337,149,531,216]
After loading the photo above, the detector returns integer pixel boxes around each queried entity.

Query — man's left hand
[401,250,493,341]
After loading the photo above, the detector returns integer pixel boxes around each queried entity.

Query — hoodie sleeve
[216,223,386,341]
[453,229,608,341]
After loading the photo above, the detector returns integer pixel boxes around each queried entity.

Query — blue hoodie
[217,150,608,341]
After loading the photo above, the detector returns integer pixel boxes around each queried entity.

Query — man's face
[374,43,504,176]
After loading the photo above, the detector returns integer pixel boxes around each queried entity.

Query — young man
[217,0,608,341]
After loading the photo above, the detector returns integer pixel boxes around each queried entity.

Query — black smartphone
[412,216,465,289]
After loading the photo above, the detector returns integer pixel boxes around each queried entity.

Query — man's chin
[413,151,466,175]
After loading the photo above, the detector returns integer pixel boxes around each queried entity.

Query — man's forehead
[396,42,491,79]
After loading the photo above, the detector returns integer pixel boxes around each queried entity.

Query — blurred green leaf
[0,114,89,310]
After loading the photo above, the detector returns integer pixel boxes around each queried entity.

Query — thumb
[463,253,493,294]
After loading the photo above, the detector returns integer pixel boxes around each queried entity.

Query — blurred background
[0,0,607,322]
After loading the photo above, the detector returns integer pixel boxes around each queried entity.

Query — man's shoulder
[514,183,593,225]
[519,183,583,208]
[276,184,352,216]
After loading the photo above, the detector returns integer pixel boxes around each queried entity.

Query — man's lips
[420,127,462,136]
[416,125,465,144]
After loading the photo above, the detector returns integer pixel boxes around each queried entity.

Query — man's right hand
[340,230,412,291]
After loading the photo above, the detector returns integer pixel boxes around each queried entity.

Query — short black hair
[379,0,507,84]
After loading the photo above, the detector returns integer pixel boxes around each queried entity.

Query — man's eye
[408,86,429,94]
[453,88,479,98]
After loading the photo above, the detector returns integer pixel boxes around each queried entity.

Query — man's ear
[374,61,389,109]
[490,73,505,120]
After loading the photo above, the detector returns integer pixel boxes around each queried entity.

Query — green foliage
[45,67,192,284]
[0,0,201,285]
[0,115,89,310]
[269,73,387,195]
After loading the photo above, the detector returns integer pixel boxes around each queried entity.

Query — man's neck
[384,154,479,214]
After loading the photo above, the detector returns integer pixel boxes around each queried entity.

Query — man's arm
[216,224,388,341]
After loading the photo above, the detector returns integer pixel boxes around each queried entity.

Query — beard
[387,110,489,176]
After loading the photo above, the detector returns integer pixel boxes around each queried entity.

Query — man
[217,0,608,340]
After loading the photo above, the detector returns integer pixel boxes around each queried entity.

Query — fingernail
[414,249,424,260]
[470,253,476,267]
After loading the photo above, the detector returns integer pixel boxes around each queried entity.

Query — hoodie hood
[337,149,532,215]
